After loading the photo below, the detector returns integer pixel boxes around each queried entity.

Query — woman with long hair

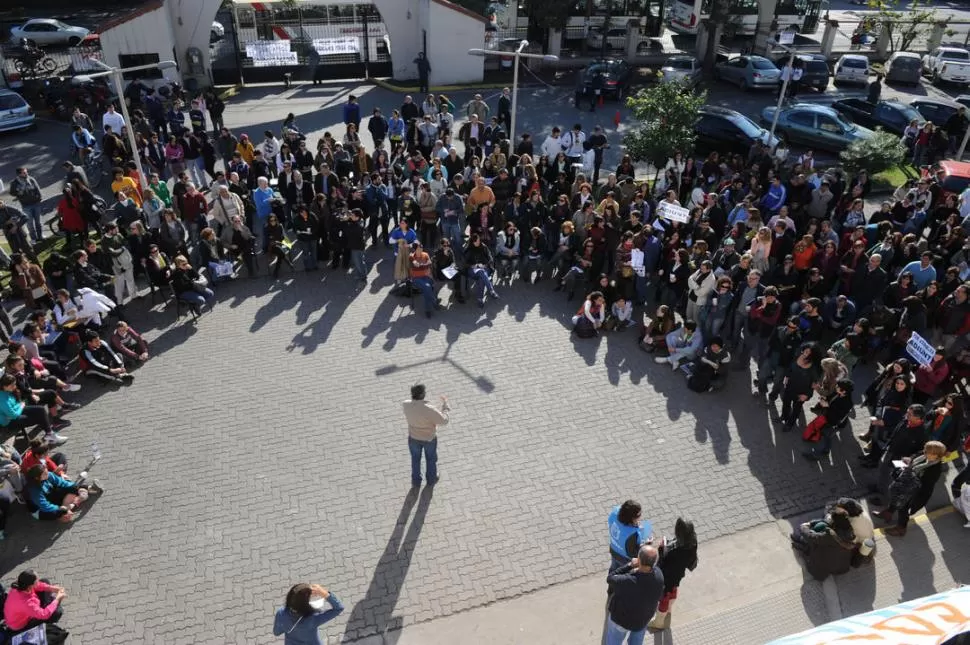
[648,518,698,630]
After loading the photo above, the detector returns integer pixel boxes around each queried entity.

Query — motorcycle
[37,78,70,120]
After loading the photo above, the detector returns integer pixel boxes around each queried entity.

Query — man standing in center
[402,384,449,487]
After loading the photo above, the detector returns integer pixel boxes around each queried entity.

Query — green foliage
[865,0,949,54]
[839,129,906,176]
[622,80,707,170]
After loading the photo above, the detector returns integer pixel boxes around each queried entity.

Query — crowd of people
[4,81,970,641]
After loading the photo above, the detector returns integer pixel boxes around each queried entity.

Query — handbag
[30,286,47,299]
[209,260,234,278]
[191,276,208,293]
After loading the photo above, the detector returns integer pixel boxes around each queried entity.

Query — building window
[118,53,163,80]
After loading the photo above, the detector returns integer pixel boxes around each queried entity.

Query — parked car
[0,89,35,133]
[586,26,627,51]
[884,51,922,85]
[576,59,633,101]
[930,161,970,199]
[922,46,970,86]
[797,55,830,92]
[833,54,870,85]
[910,98,961,126]
[9,18,89,47]
[761,104,873,152]
[830,98,924,136]
[714,55,781,91]
[955,94,970,112]
[659,56,702,89]
[694,105,779,156]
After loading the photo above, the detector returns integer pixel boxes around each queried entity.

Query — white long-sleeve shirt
[541,135,562,160]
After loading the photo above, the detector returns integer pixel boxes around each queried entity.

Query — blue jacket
[253,187,275,219]
[272,595,344,645]
[608,505,651,565]
[0,391,23,427]
[27,471,76,517]
[761,184,787,213]
[343,102,361,124]
[388,117,406,138]
[389,227,417,255]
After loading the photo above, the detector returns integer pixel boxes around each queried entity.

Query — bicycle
[82,149,105,189]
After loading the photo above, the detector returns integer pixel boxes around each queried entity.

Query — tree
[839,129,906,177]
[623,81,707,176]
[865,0,951,54]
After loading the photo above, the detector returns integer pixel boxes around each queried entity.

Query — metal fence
[210,3,392,85]
[0,40,104,83]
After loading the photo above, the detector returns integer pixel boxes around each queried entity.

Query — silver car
[0,89,35,133]
[10,18,89,47]
[659,56,702,88]
[714,55,781,91]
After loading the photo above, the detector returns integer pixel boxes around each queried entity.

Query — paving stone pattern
[0,260,871,643]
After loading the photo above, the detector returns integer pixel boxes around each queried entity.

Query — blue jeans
[22,204,43,241]
[413,276,436,313]
[298,239,318,270]
[351,249,367,280]
[467,266,494,302]
[440,218,462,249]
[605,616,646,645]
[408,436,437,486]
[179,288,215,309]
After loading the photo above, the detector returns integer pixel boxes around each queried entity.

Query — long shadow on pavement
[341,485,433,643]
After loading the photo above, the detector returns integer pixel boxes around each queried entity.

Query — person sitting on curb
[80,331,134,384]
[789,506,857,580]
[655,320,703,371]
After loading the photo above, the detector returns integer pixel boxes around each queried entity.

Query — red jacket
[57,196,86,233]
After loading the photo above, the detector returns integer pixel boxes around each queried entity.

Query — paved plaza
[0,79,967,644]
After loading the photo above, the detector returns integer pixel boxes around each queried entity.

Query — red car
[922,160,970,199]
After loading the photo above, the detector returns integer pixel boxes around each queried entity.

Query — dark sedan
[695,105,779,156]
[576,59,633,101]
[910,98,961,125]
[830,98,924,136]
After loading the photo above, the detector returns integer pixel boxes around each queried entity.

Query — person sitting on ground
[81,331,133,384]
[572,290,606,337]
[21,437,67,480]
[2,569,67,633]
[604,296,635,331]
[6,351,78,406]
[639,305,676,353]
[4,356,77,435]
[16,328,68,383]
[0,374,67,446]
[109,321,149,366]
[685,335,731,392]
[655,320,703,370]
[52,289,108,333]
[790,505,858,580]
[25,463,93,523]
[803,379,855,459]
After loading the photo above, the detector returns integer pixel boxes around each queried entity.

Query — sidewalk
[341,504,970,645]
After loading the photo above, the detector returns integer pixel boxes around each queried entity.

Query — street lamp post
[74,60,178,191]
[468,42,559,145]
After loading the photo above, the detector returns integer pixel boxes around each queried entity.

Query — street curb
[371,78,519,93]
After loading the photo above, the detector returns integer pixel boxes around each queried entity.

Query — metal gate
[211,1,392,86]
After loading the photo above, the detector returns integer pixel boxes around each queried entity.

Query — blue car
[760,104,873,152]
[0,89,34,134]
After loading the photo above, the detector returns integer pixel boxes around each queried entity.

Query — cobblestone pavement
[0,257,872,644]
